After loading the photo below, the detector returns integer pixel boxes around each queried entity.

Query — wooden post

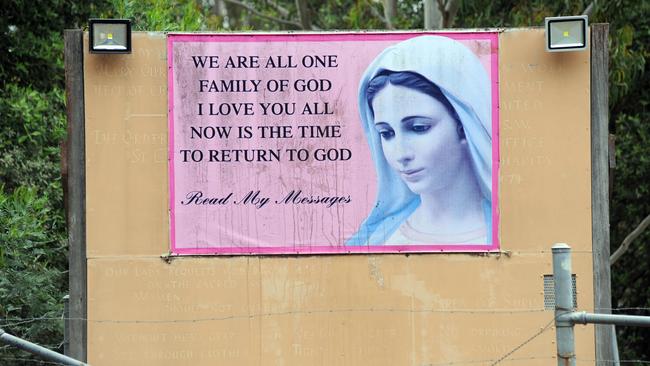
[64,29,87,362]
[590,23,615,365]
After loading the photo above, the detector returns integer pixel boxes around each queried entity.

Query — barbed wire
[618,360,650,364]
[1,354,649,366]
[0,342,63,352]
[3,305,649,328]
[2,343,650,365]
[489,317,556,365]
[597,307,650,313]
[1,316,560,366]
[3,306,649,365]
[0,356,66,365]
[422,356,557,365]
[578,359,650,364]
[1,307,551,329]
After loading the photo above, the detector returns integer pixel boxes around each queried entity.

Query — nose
[395,137,414,166]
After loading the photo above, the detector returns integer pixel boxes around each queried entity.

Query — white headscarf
[348,35,493,245]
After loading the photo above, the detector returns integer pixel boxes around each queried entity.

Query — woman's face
[372,83,466,194]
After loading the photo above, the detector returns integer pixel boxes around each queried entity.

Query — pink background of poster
[168,32,499,254]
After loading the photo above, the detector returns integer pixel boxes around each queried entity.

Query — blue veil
[347,35,493,246]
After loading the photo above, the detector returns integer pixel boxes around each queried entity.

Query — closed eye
[410,124,431,133]
[403,116,435,134]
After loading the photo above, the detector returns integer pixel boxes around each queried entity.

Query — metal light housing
[89,19,131,54]
[545,15,588,52]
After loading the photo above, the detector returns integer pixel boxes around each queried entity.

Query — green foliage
[1,0,106,90]
[456,0,590,27]
[0,84,67,209]
[319,0,387,29]
[594,0,650,361]
[1,1,108,365]
[107,0,209,31]
[0,83,68,363]
[0,186,67,363]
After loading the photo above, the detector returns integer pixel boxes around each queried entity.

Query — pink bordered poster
[168,32,500,255]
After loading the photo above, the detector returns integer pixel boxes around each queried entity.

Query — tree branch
[213,0,231,29]
[583,1,595,17]
[370,4,391,29]
[610,214,650,265]
[266,0,290,18]
[223,0,303,28]
[424,0,443,29]
[294,0,312,30]
[444,0,461,28]
[382,0,397,29]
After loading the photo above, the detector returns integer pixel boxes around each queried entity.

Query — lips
[400,168,425,182]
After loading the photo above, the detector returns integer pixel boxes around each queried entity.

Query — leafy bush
[0,52,68,366]
[1,2,96,364]
[0,186,67,363]
[0,84,67,210]
[107,0,208,31]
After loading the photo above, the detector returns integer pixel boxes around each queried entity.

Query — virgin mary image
[347,35,494,246]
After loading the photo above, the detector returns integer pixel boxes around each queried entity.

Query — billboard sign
[168,32,500,254]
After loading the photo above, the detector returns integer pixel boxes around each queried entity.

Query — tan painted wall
[84,29,594,365]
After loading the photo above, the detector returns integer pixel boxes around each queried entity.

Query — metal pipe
[0,328,88,366]
[612,326,620,366]
[563,312,650,327]
[64,294,70,356]
[552,243,576,366]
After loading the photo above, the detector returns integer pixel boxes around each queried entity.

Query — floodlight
[89,19,131,54]
[545,15,588,52]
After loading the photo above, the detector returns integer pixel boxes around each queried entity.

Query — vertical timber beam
[64,29,87,362]
[591,23,614,365]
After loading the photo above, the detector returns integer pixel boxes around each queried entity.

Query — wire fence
[3,355,650,366]
[2,306,649,365]
[2,306,649,328]
[1,307,549,327]
[0,357,67,365]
